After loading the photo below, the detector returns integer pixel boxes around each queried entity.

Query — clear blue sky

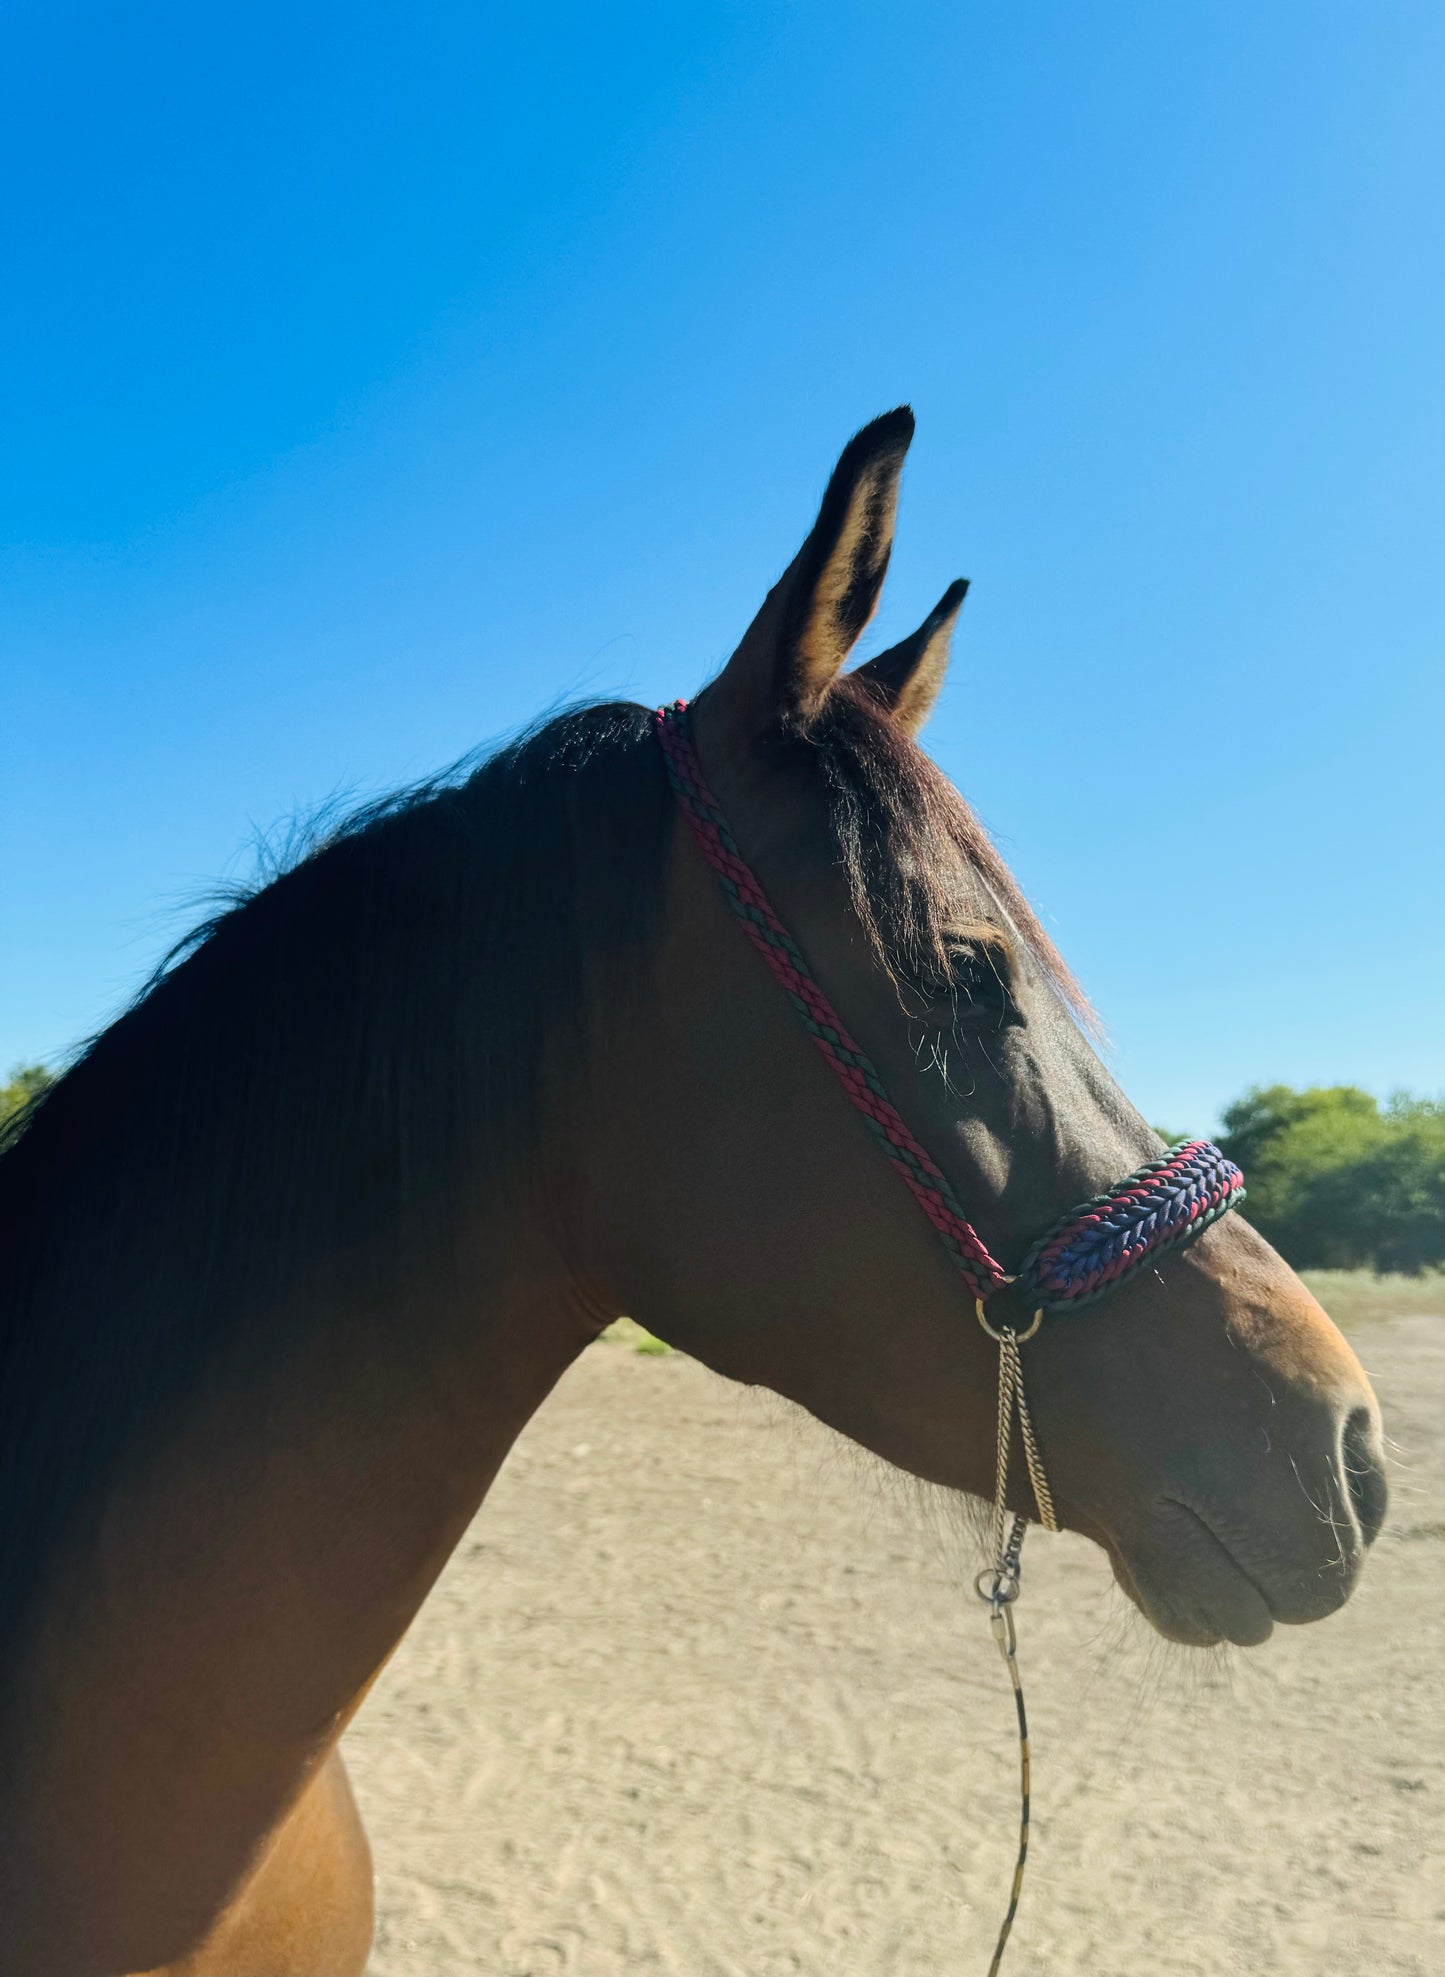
[3,2,1442,1131]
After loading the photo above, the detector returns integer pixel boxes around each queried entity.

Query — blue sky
[3,1,1442,1130]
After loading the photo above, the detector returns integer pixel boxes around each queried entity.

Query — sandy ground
[346,1313,1444,1977]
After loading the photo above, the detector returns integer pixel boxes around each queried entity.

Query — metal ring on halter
[975,1296,1044,1343]
[974,1566,1021,1606]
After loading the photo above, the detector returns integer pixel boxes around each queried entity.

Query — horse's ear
[853,578,967,736]
[708,408,915,739]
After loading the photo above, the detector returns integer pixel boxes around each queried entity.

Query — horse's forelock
[808,675,1094,1028]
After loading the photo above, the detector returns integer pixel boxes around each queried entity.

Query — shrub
[0,1062,53,1140]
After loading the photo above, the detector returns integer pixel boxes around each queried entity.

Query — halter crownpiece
[654,699,1245,1976]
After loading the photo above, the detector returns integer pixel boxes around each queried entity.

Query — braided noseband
[654,700,1243,1315]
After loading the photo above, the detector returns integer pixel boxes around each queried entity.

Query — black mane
[0,701,667,1664]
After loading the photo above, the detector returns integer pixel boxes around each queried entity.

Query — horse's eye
[899,939,1017,1022]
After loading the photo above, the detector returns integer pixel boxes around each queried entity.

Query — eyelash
[897,940,1015,1016]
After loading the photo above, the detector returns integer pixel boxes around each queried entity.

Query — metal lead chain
[975,1300,1058,1552]
[973,1299,1057,1977]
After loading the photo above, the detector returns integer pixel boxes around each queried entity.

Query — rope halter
[653,700,1244,1973]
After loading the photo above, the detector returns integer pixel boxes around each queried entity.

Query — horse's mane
[0,681,1081,1665]
[0,701,668,1662]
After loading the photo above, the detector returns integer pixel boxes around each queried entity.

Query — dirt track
[347,1314,1444,1977]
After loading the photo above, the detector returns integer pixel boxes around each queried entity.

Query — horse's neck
[0,1199,597,1964]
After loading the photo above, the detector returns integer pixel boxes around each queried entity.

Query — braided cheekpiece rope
[654,701,1243,1312]
[655,700,1008,1302]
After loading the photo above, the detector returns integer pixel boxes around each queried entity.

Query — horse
[0,408,1385,1976]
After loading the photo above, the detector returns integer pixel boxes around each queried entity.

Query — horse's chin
[1105,1499,1348,1648]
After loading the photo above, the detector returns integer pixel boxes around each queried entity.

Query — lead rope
[974,1299,1057,1977]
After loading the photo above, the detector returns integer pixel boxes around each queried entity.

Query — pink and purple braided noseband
[655,701,1243,1317]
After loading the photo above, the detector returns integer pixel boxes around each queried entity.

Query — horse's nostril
[1342,1406,1388,1548]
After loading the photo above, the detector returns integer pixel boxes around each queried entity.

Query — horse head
[578,409,1385,1648]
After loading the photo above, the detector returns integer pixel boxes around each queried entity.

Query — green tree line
[4,1063,1441,1275]
[1215,1085,1444,1275]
